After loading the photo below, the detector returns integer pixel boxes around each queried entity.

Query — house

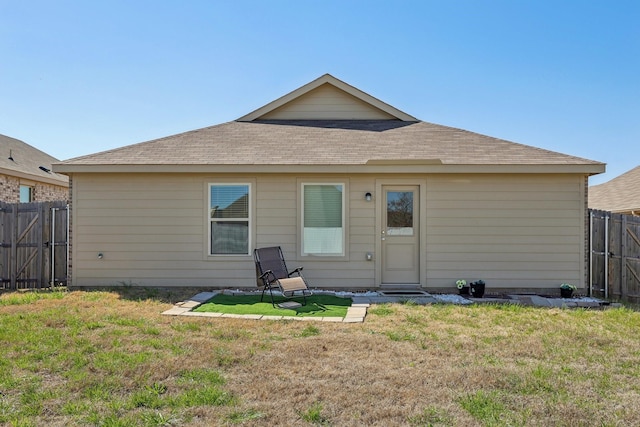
[0,134,69,203]
[53,74,605,292]
[589,166,640,215]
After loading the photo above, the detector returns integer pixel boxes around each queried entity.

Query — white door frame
[375,178,428,287]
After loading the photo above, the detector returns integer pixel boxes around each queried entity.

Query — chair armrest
[259,270,275,282]
[288,267,304,277]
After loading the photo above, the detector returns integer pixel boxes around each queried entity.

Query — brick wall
[0,174,20,201]
[34,181,69,202]
[0,173,68,203]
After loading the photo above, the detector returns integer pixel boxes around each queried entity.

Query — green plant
[227,409,264,423]
[369,304,395,316]
[408,406,454,426]
[297,325,321,337]
[459,390,509,424]
[300,402,329,425]
[560,283,577,291]
[456,279,467,290]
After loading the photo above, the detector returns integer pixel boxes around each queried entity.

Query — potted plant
[470,280,485,298]
[560,283,576,298]
[456,279,469,295]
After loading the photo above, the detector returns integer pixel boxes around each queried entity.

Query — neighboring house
[53,74,605,292]
[0,134,69,203]
[589,166,640,215]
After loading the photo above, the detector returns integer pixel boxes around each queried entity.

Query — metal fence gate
[0,201,69,290]
[590,209,640,303]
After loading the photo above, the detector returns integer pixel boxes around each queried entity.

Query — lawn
[1,288,640,426]
[193,293,351,317]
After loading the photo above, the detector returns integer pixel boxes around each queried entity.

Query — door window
[386,191,413,236]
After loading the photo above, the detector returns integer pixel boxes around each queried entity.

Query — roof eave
[53,163,606,175]
[0,166,69,187]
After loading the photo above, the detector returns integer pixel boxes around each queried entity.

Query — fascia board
[53,163,606,175]
[0,167,69,187]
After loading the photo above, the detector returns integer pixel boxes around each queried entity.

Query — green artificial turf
[193,293,351,317]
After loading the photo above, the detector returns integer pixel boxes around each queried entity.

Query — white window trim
[300,182,346,257]
[207,182,252,256]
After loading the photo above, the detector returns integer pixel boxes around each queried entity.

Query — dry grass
[1,288,640,426]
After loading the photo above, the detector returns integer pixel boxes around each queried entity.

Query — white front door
[381,186,420,284]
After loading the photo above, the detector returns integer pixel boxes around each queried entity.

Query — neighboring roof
[0,134,69,186]
[54,74,604,176]
[589,166,640,213]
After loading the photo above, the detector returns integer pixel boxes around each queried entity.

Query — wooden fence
[589,209,640,303]
[0,201,68,290]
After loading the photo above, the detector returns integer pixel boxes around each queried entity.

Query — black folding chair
[254,246,312,308]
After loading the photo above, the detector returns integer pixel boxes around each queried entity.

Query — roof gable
[238,74,417,122]
[54,74,605,176]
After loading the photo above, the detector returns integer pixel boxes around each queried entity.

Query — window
[209,184,250,255]
[386,191,414,236]
[20,185,33,203]
[302,183,344,256]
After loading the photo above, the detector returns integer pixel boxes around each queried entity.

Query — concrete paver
[162,306,192,316]
[162,290,609,323]
[261,315,284,321]
[221,313,262,320]
[182,311,223,317]
[321,317,345,322]
[178,301,202,309]
[189,292,217,303]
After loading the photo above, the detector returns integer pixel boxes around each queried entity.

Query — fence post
[604,213,609,299]
[10,203,17,289]
[621,214,627,300]
[38,202,46,288]
[51,205,56,287]
[589,210,593,297]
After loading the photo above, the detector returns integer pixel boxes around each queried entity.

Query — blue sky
[1,1,638,185]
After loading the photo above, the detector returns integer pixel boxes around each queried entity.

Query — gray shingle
[0,134,69,184]
[59,120,601,167]
[589,166,640,213]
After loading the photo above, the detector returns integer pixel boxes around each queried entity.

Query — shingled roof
[54,74,604,175]
[589,166,640,214]
[57,119,601,167]
[0,134,69,186]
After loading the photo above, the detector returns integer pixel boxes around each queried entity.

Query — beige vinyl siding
[70,173,379,289]
[257,176,362,289]
[259,83,396,120]
[72,173,256,287]
[342,177,376,287]
[255,176,297,254]
[69,172,587,290]
[425,174,586,289]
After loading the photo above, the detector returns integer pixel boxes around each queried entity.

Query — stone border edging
[162,291,368,323]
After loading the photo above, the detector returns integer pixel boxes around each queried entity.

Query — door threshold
[379,285,429,297]
[380,284,423,289]
[379,290,430,296]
